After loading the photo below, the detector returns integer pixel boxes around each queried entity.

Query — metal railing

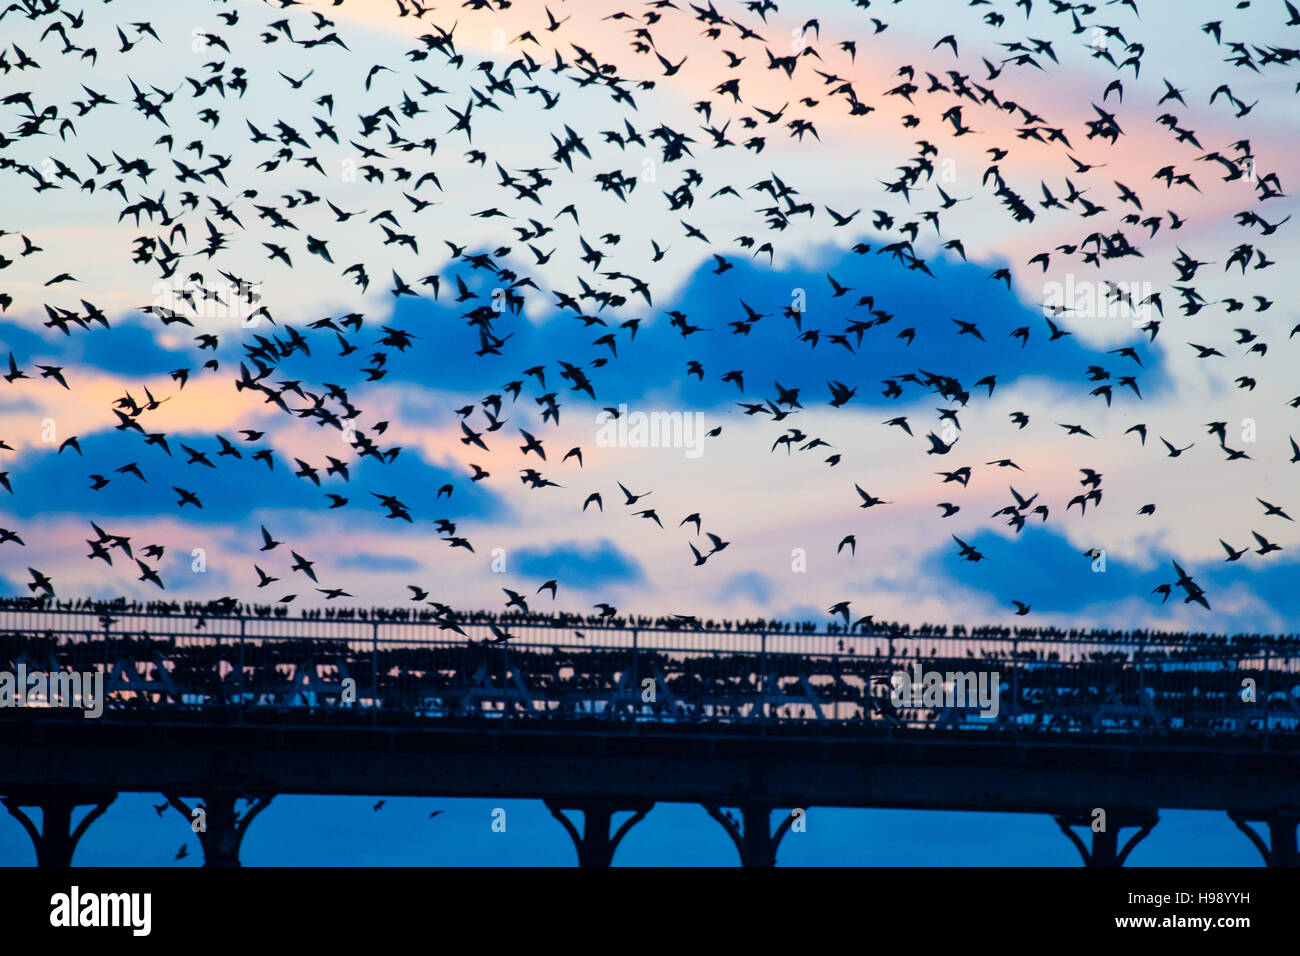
[1,602,1298,738]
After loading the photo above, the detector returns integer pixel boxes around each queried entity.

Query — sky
[1,0,1298,865]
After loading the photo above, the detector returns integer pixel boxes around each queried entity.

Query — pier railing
[2,604,1298,737]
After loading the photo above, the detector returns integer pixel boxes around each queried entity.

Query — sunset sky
[1,0,1298,864]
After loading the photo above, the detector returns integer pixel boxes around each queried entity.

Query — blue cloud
[335,553,422,573]
[719,570,772,604]
[5,428,506,527]
[325,242,1173,424]
[926,523,1300,631]
[929,525,1148,615]
[2,316,192,378]
[512,539,643,588]
[119,242,1167,459]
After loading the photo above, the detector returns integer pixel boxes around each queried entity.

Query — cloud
[335,553,422,573]
[4,428,506,526]
[512,540,644,589]
[926,524,1153,615]
[719,571,773,605]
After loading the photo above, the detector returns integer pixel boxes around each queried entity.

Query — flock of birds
[13,596,1298,649]
[0,0,1298,630]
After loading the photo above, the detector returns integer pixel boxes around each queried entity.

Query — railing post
[631,628,639,726]
[371,620,379,727]
[237,617,245,724]
[832,650,839,722]
[102,616,111,708]
[213,619,222,712]
[887,633,896,731]
[1011,637,1019,740]
[1263,648,1271,747]
[759,630,767,726]
[1137,639,1146,745]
